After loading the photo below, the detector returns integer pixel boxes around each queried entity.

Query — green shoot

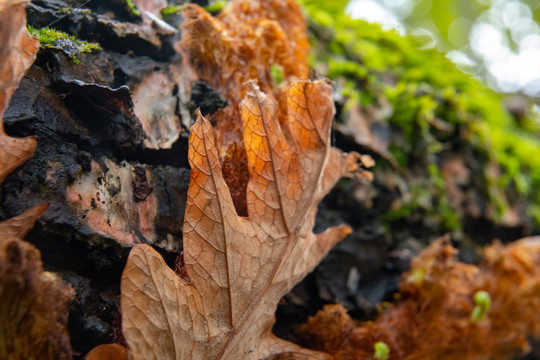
[374,341,390,360]
[270,64,284,87]
[205,0,226,13]
[471,290,491,323]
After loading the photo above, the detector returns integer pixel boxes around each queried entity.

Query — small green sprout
[471,290,491,323]
[126,0,140,16]
[374,341,390,360]
[204,0,226,13]
[270,64,284,87]
[27,26,101,64]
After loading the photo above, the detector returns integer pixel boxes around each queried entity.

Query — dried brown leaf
[0,124,37,184]
[0,0,39,184]
[0,203,49,241]
[0,205,74,360]
[0,0,39,113]
[120,79,357,359]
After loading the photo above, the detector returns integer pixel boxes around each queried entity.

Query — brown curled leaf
[0,206,74,360]
[120,79,357,360]
[0,0,39,184]
[0,123,37,184]
[0,0,39,113]
[0,203,49,241]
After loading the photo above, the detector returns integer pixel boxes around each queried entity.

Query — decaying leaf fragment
[120,79,361,359]
[0,2,74,359]
[181,0,309,111]
[0,205,75,360]
[181,0,311,215]
[298,236,540,360]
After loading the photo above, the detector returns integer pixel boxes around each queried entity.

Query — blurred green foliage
[299,0,540,229]
[403,0,540,50]
[161,4,184,19]
[344,0,540,94]
[125,0,140,16]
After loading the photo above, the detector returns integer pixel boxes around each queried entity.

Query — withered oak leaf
[120,79,360,360]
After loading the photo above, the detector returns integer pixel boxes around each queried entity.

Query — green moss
[126,0,140,16]
[299,0,540,229]
[28,26,101,64]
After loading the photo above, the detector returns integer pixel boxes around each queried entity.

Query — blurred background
[348,0,540,98]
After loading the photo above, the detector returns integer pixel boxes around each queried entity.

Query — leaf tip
[243,79,266,101]
[33,202,50,216]
[195,107,203,120]
[195,107,212,124]
[341,224,353,240]
[128,243,154,258]
[0,202,50,240]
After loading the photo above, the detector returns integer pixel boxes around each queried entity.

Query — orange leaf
[120,80,357,359]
